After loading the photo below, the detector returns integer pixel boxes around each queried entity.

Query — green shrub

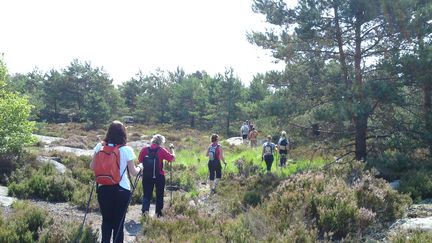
[221,218,253,242]
[243,190,261,207]
[131,177,143,204]
[71,183,98,210]
[8,164,77,202]
[367,151,413,180]
[389,230,432,243]
[399,170,432,202]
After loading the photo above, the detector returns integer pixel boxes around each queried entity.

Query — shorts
[208,160,222,180]
[242,134,248,139]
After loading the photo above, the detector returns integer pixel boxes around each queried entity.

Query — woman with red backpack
[207,134,227,194]
[90,121,142,243]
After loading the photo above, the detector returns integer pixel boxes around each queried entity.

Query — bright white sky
[1,0,295,85]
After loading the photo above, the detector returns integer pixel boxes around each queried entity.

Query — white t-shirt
[93,142,136,191]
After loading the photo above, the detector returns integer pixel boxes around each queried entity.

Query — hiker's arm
[220,148,226,164]
[127,160,141,176]
[170,149,176,162]
[167,144,176,162]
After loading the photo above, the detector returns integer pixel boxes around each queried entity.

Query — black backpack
[142,147,160,179]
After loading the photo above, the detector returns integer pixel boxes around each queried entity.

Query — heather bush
[0,201,52,243]
[312,178,360,238]
[39,222,98,243]
[260,162,411,241]
[355,172,412,222]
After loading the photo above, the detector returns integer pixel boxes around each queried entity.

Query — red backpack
[93,142,126,185]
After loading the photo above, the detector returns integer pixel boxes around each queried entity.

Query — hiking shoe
[211,188,216,194]
[156,212,163,218]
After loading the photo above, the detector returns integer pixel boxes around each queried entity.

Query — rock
[33,134,64,144]
[226,137,244,146]
[407,204,432,218]
[37,156,68,174]
[189,200,196,207]
[0,186,16,207]
[392,217,432,232]
[44,146,94,157]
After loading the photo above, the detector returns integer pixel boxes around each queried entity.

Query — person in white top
[90,121,141,243]
[240,122,249,144]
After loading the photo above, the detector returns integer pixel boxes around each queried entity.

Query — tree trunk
[354,19,367,161]
[190,116,195,128]
[424,81,432,154]
[226,117,230,137]
[355,115,368,161]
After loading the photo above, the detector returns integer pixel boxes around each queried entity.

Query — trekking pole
[169,144,175,207]
[76,181,96,243]
[114,173,142,243]
[170,161,173,207]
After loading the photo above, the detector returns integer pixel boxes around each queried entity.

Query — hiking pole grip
[77,181,96,243]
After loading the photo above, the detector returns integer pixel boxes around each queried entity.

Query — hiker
[240,122,250,144]
[207,134,227,194]
[249,127,259,147]
[262,135,277,172]
[247,120,253,132]
[277,131,290,167]
[90,121,142,243]
[138,134,175,217]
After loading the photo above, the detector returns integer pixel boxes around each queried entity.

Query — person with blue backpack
[277,131,290,167]
[240,122,249,144]
[262,135,277,172]
[207,134,227,194]
[138,134,175,217]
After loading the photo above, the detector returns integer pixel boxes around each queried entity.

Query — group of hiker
[90,120,290,242]
[241,120,290,172]
[240,120,259,147]
[91,121,175,242]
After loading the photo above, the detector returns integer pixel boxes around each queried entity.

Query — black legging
[279,152,287,166]
[264,154,274,172]
[142,175,165,217]
[97,184,131,243]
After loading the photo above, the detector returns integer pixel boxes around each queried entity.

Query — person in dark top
[207,134,227,194]
[277,131,290,167]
